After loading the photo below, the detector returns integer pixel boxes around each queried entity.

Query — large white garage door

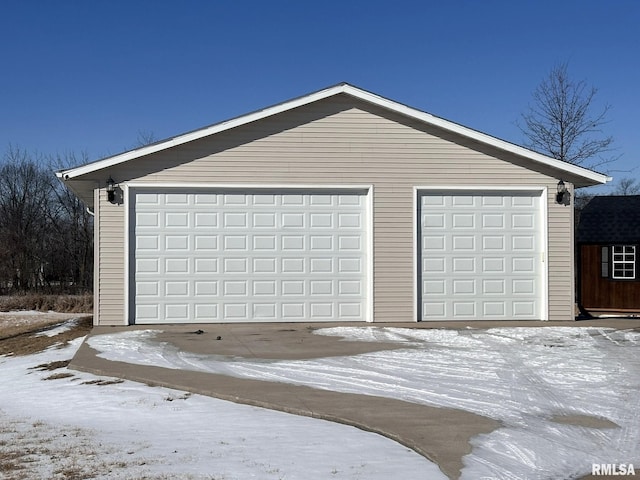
[130,188,368,323]
[419,190,545,320]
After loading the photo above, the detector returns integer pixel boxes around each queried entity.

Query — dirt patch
[551,414,619,429]
[0,313,82,340]
[31,360,71,371]
[43,372,76,381]
[0,415,135,480]
[81,379,125,386]
[0,316,92,357]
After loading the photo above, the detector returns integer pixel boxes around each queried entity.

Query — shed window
[612,245,636,279]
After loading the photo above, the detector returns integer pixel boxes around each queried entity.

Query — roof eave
[57,83,611,187]
[57,83,352,180]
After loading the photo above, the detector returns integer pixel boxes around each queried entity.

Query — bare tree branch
[518,62,617,169]
[611,177,640,196]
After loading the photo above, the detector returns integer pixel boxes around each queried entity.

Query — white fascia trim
[540,187,549,321]
[366,184,374,323]
[124,184,131,325]
[412,187,419,322]
[58,83,609,185]
[341,85,610,185]
[59,84,350,180]
[93,188,100,325]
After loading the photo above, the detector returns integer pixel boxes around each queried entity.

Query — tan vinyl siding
[95,95,576,324]
[547,188,575,320]
[97,189,126,325]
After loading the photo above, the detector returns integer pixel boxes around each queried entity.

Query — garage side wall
[549,186,575,320]
[94,96,575,324]
[96,189,126,325]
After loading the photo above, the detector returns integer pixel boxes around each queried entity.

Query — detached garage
[57,83,608,325]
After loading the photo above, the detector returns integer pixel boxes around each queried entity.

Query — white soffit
[56,83,610,186]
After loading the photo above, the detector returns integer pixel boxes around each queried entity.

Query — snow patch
[34,317,81,337]
[1,331,443,479]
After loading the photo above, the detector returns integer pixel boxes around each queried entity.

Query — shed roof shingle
[577,195,640,243]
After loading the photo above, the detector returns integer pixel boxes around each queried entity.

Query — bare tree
[0,147,94,294]
[48,152,94,291]
[135,130,158,147]
[611,177,640,196]
[0,146,54,291]
[518,63,616,169]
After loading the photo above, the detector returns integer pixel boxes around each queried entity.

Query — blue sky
[1,1,638,191]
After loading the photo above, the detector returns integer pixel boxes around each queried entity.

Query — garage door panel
[483,279,505,294]
[453,213,475,228]
[195,304,217,320]
[419,191,543,321]
[195,213,218,228]
[452,236,475,251]
[484,302,506,317]
[339,303,362,318]
[424,302,445,317]
[282,303,304,319]
[423,235,445,251]
[136,304,159,322]
[453,302,475,317]
[279,257,301,273]
[132,189,367,323]
[453,279,475,294]
[253,303,276,319]
[136,212,159,227]
[513,302,535,317]
[137,193,160,205]
[482,196,504,207]
[225,304,247,319]
[513,213,534,228]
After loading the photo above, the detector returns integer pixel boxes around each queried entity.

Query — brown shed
[577,195,640,316]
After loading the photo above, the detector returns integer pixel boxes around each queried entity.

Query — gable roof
[577,195,640,243]
[57,82,610,200]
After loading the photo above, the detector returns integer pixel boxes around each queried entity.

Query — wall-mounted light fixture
[556,180,569,204]
[106,177,117,203]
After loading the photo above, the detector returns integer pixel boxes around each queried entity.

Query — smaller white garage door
[130,188,368,323]
[418,190,545,320]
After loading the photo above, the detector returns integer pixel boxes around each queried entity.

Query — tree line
[0,146,93,294]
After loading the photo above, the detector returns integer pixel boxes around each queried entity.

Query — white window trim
[612,245,636,280]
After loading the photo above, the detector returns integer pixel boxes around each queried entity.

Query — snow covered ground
[3,319,639,479]
[89,325,640,479]
[0,322,445,479]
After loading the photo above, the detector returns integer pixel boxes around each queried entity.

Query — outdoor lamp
[106,177,117,203]
[556,180,568,204]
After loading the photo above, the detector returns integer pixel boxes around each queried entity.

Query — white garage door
[419,190,545,320]
[130,188,368,323]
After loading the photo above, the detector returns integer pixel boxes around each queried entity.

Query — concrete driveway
[70,318,640,479]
